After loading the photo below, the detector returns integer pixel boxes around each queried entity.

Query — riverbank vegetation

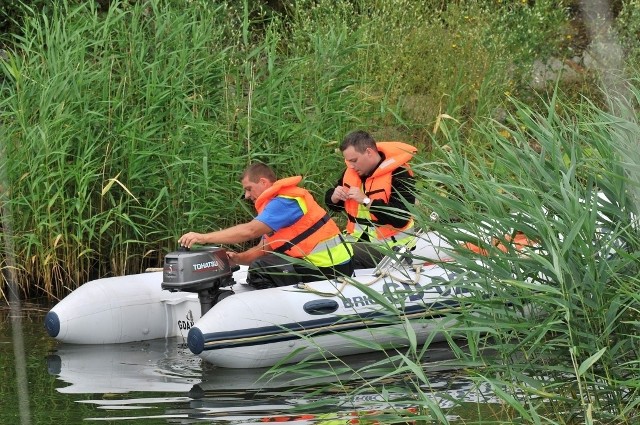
[2,1,640,422]
[5,0,633,299]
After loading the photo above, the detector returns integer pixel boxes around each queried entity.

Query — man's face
[241,176,269,203]
[342,146,375,177]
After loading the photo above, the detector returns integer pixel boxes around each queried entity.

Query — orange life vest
[343,142,416,241]
[463,232,537,256]
[255,176,348,263]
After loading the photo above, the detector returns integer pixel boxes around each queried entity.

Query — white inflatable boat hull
[188,264,463,368]
[46,232,462,368]
[45,272,201,344]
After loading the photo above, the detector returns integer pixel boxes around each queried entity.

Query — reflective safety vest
[255,176,351,267]
[343,142,416,245]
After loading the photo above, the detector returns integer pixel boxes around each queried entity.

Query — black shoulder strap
[273,214,331,254]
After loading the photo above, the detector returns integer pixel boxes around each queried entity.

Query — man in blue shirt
[179,163,353,288]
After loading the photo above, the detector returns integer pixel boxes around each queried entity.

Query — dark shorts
[246,253,354,289]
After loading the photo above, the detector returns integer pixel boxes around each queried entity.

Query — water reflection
[47,339,201,393]
[47,338,468,394]
[46,338,499,423]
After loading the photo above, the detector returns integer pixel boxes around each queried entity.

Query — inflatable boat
[44,232,477,369]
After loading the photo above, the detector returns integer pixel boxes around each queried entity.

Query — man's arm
[369,167,415,228]
[227,243,266,265]
[178,219,272,249]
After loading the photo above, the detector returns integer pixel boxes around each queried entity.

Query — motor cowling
[161,246,237,315]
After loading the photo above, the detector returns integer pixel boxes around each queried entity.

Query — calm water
[1,301,498,424]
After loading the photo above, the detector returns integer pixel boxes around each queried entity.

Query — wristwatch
[362,197,371,206]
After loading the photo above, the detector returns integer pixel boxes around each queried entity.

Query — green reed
[428,96,639,423]
[1,1,238,296]
[0,0,584,298]
[271,88,640,423]
[0,0,379,298]
[414,93,639,423]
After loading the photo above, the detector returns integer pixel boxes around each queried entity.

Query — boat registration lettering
[342,281,424,308]
[178,320,194,330]
[342,295,378,308]
[383,280,425,303]
[178,310,195,330]
[340,273,469,309]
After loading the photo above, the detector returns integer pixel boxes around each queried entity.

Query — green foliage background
[0,0,638,299]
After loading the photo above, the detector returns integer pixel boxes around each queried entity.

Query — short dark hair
[241,162,277,183]
[340,130,377,153]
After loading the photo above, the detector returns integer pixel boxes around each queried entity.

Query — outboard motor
[161,246,238,316]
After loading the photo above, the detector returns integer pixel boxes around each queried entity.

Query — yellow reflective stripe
[308,234,344,254]
[352,222,415,247]
[349,203,373,239]
[356,203,372,220]
[305,235,351,267]
[278,195,307,214]
[350,222,368,241]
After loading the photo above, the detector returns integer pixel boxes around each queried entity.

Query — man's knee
[247,256,299,289]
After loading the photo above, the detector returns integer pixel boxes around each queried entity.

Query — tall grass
[1,1,240,296]
[417,92,639,423]
[0,0,634,305]
[272,88,640,423]
[0,0,376,298]
[284,0,573,135]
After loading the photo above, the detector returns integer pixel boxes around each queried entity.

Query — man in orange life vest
[324,130,417,269]
[179,162,353,289]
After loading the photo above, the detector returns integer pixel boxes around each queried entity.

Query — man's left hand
[178,232,204,248]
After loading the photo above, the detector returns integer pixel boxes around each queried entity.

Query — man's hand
[226,251,240,266]
[177,220,270,250]
[346,186,366,204]
[330,185,349,203]
[178,232,205,249]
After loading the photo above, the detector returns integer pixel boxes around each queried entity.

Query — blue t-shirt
[255,196,303,231]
